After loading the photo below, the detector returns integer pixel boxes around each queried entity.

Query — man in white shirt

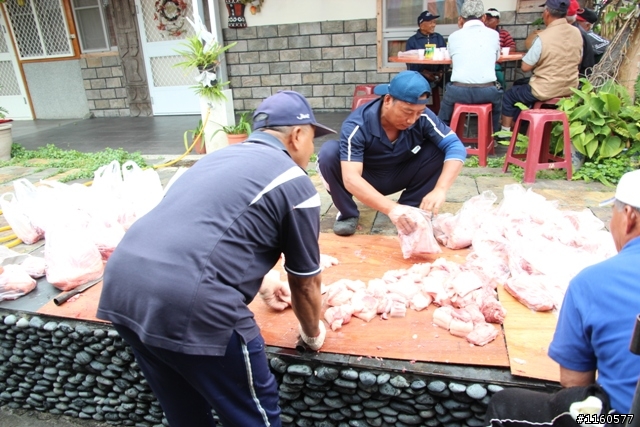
[437,0,502,134]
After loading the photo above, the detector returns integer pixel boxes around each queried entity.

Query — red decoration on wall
[225,0,247,29]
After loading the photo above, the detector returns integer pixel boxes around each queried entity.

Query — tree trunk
[616,22,640,100]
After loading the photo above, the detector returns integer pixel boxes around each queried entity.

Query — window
[4,0,73,60]
[380,0,460,70]
[71,0,111,53]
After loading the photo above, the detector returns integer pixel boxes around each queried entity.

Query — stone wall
[222,19,384,113]
[0,310,557,427]
[221,15,542,113]
[80,53,130,118]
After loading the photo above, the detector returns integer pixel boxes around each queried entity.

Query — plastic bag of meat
[390,207,441,258]
[0,192,44,245]
[120,161,164,230]
[45,223,104,292]
[433,191,497,249]
[0,265,37,301]
[20,256,47,279]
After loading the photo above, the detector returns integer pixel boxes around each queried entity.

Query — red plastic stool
[351,94,379,110]
[354,84,376,97]
[449,103,494,167]
[532,97,563,110]
[502,109,572,183]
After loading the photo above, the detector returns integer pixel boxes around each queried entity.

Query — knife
[53,277,103,306]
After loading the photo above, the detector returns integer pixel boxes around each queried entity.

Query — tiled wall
[79,53,130,118]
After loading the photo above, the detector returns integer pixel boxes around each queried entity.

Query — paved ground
[0,115,616,426]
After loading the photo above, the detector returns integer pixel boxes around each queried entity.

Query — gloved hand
[259,270,291,311]
[388,204,426,235]
[299,321,326,351]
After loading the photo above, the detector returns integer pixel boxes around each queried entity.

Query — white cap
[600,169,640,207]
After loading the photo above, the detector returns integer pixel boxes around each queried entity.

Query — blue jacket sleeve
[421,109,466,162]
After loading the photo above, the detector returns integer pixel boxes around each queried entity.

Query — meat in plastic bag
[20,255,47,279]
[0,192,44,244]
[45,223,104,292]
[390,207,441,258]
[0,265,37,301]
[433,191,497,249]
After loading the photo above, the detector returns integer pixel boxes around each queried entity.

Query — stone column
[109,0,152,117]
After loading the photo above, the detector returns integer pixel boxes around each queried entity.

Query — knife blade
[53,277,103,306]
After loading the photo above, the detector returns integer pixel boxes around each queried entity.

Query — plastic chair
[449,103,494,167]
[354,84,376,97]
[502,109,572,183]
[351,94,379,111]
[532,97,563,110]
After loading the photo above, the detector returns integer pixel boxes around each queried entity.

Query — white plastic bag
[45,223,104,291]
[390,207,442,258]
[120,161,164,229]
[0,265,37,301]
[0,192,44,244]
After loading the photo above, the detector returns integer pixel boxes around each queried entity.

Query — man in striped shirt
[484,8,516,90]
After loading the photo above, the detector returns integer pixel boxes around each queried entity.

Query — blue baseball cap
[252,91,336,137]
[373,71,431,104]
[418,10,439,24]
[540,0,569,13]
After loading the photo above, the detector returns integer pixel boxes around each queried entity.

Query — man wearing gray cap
[98,90,335,427]
[499,0,582,133]
[438,0,502,134]
[485,169,640,423]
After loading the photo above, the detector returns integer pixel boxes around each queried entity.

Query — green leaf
[569,123,586,138]
[590,116,606,126]
[571,104,592,121]
[572,133,587,155]
[601,93,621,115]
[598,136,624,159]
[604,10,618,23]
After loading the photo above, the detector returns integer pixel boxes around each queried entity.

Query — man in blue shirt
[486,169,640,424]
[97,91,335,427]
[317,71,466,236]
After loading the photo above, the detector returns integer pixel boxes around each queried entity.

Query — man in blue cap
[317,70,466,236]
[98,90,335,427]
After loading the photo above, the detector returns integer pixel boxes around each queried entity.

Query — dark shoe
[333,217,359,236]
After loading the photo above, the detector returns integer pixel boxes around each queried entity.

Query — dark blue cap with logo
[540,0,569,13]
[418,10,440,24]
[252,90,336,137]
[374,71,431,104]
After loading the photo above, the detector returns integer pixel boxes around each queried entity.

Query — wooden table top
[389,52,525,65]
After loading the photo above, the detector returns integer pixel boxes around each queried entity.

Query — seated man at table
[499,0,582,133]
[577,8,610,63]
[438,0,502,134]
[317,71,466,236]
[485,169,640,423]
[483,8,516,89]
[405,11,446,90]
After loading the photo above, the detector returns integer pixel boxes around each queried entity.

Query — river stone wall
[0,310,552,427]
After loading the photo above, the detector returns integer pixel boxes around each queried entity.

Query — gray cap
[460,0,485,18]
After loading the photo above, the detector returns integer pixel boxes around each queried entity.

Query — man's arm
[420,159,463,213]
[342,161,398,215]
[521,37,542,73]
[559,366,596,388]
[288,273,322,338]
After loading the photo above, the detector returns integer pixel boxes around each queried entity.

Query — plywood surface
[251,233,511,368]
[37,281,106,323]
[497,285,560,382]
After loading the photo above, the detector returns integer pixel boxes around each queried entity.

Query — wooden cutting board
[497,285,560,382]
[251,233,510,368]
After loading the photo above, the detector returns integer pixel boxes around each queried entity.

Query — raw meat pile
[323,258,506,346]
[433,185,616,312]
[0,250,48,301]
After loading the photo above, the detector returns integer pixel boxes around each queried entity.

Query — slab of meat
[409,293,433,311]
[449,318,474,337]
[351,290,379,322]
[324,304,354,331]
[504,276,555,311]
[20,256,46,279]
[466,322,499,346]
[324,281,354,307]
[449,271,484,298]
[481,299,507,324]
[432,306,454,330]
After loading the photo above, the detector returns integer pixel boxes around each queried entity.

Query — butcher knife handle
[53,277,103,306]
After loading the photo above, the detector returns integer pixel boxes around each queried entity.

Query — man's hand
[420,188,447,215]
[259,271,292,311]
[388,204,424,235]
[421,70,442,83]
[299,321,326,351]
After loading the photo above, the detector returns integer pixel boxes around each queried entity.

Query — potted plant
[183,119,206,154]
[212,112,253,145]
